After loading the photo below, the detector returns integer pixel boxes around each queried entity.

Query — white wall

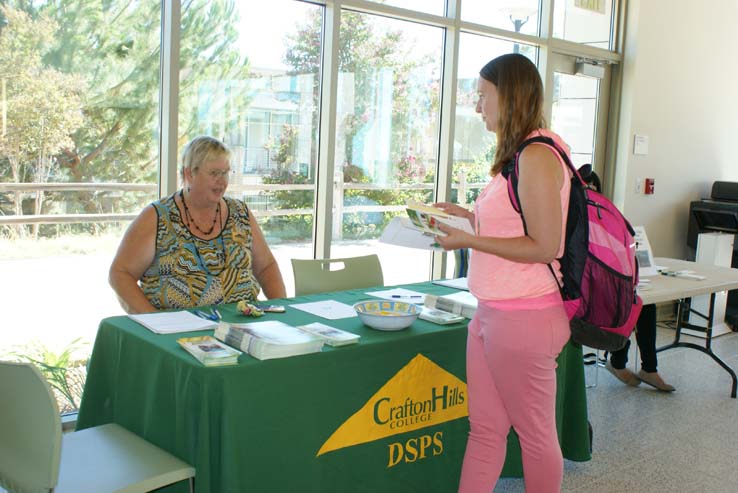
[614,0,738,259]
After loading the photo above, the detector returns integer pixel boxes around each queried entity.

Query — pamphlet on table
[633,226,659,277]
[297,322,360,347]
[424,291,478,319]
[419,306,466,325]
[214,321,324,360]
[177,335,241,366]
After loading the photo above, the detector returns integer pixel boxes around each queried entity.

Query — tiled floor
[495,325,738,492]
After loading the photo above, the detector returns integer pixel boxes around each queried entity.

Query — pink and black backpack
[502,135,643,351]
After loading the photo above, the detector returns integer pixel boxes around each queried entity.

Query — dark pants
[610,304,658,373]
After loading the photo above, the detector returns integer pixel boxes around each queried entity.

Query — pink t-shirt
[468,129,572,309]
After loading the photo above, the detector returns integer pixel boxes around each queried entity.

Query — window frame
[158,0,626,277]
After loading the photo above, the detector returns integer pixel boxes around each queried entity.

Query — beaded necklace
[179,190,227,276]
[180,189,221,236]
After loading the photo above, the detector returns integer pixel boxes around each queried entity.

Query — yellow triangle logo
[317,353,468,456]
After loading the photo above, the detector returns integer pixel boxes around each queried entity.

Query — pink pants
[458,303,570,493]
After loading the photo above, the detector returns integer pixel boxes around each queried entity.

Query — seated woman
[109,136,286,313]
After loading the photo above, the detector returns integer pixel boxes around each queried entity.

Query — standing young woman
[435,53,573,492]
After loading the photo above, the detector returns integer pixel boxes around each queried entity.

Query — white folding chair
[0,361,195,493]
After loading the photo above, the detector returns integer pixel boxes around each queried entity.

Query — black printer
[687,181,738,327]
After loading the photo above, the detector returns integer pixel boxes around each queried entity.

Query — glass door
[546,52,612,190]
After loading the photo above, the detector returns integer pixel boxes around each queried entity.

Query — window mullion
[313,3,341,259]
[159,0,180,198]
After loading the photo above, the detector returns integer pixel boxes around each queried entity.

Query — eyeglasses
[201,169,231,179]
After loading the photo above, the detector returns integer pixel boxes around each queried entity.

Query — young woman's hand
[434,223,474,251]
[433,202,474,222]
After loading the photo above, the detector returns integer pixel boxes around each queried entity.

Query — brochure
[214,321,324,360]
[405,201,474,236]
[177,335,241,366]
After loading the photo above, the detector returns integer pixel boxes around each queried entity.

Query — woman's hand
[434,223,474,251]
[433,202,474,222]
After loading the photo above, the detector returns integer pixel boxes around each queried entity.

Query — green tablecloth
[77,283,590,492]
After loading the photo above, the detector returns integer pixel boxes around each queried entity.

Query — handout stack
[214,321,324,360]
[177,335,241,366]
[423,291,478,319]
[297,322,360,347]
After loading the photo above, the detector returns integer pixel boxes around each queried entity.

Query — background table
[77,283,590,492]
[642,258,738,397]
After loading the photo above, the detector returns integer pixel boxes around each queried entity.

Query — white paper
[128,311,217,334]
[289,300,358,320]
[441,290,479,309]
[431,277,469,291]
[379,217,443,251]
[365,288,426,303]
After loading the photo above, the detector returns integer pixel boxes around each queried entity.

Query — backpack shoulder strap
[502,134,587,215]
[501,135,582,292]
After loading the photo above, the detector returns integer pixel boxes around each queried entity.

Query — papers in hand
[128,311,218,334]
[405,201,474,236]
[177,335,241,366]
[380,217,444,251]
[297,322,360,347]
[214,321,324,360]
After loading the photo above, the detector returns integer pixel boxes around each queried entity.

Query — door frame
[544,52,614,196]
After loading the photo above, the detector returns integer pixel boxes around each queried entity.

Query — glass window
[362,0,446,16]
[553,0,614,49]
[551,73,599,168]
[0,2,161,414]
[448,33,536,277]
[331,12,444,285]
[462,0,539,36]
[179,0,321,295]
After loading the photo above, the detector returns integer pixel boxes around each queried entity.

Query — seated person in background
[109,136,286,313]
[579,165,675,392]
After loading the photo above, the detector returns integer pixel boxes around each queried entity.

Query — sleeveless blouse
[141,194,261,309]
[468,129,572,304]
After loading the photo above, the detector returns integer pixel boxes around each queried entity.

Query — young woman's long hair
[480,53,546,176]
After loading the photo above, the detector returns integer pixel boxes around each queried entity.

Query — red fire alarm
[644,178,655,195]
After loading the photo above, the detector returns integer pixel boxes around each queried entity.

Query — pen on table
[211,308,222,320]
[391,295,423,298]
[194,309,218,321]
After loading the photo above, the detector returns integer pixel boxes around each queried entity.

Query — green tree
[0,6,84,237]
[0,0,250,236]
[284,9,435,174]
[280,9,438,240]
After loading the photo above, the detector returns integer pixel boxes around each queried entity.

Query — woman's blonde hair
[480,53,546,176]
[180,136,231,179]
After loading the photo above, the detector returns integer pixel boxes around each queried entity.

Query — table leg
[656,295,737,398]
